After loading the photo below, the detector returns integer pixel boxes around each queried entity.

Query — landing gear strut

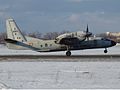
[66,51,71,56]
[104,48,108,53]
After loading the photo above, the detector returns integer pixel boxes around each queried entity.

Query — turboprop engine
[55,25,92,45]
[55,31,87,44]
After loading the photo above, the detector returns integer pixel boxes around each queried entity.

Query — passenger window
[45,43,48,47]
[41,45,43,47]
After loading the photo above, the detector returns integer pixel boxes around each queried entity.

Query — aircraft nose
[111,40,116,46]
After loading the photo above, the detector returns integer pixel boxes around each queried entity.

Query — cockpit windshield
[101,38,110,41]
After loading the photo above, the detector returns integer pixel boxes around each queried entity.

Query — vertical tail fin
[6,18,27,42]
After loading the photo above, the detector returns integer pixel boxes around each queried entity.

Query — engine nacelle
[55,31,86,44]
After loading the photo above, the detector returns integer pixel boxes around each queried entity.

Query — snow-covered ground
[1,62,120,89]
[0,44,120,89]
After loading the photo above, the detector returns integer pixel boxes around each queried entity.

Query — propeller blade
[85,24,92,41]
[86,24,89,33]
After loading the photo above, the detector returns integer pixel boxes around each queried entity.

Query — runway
[0,54,120,62]
[0,44,119,62]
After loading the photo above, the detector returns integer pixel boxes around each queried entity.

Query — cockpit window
[101,38,110,41]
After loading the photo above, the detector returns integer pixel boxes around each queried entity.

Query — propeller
[86,24,89,33]
[85,24,92,41]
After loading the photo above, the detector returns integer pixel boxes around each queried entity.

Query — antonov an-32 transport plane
[5,18,116,56]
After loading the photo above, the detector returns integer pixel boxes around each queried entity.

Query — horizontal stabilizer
[5,38,39,51]
[5,38,17,43]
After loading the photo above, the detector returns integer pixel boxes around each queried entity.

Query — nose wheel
[66,51,71,56]
[104,48,108,53]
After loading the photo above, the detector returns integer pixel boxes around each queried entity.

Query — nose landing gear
[104,48,108,53]
[66,51,71,56]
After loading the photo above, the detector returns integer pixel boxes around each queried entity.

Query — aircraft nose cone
[111,40,116,46]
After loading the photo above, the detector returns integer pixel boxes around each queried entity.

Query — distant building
[105,32,120,43]
[106,32,120,37]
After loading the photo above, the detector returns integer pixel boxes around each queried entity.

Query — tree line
[0,31,120,44]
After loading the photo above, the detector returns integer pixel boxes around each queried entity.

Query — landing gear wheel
[66,51,71,56]
[104,49,108,53]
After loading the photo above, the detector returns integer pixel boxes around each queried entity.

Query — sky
[0,0,120,34]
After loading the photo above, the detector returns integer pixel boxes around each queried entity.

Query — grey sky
[0,0,120,34]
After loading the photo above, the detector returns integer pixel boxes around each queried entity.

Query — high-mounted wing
[55,31,86,45]
[55,25,92,45]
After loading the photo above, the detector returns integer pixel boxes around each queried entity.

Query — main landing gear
[66,46,71,56]
[104,48,108,53]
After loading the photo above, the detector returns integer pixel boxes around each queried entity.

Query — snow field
[0,62,120,89]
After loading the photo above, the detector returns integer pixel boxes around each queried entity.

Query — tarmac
[0,54,120,62]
